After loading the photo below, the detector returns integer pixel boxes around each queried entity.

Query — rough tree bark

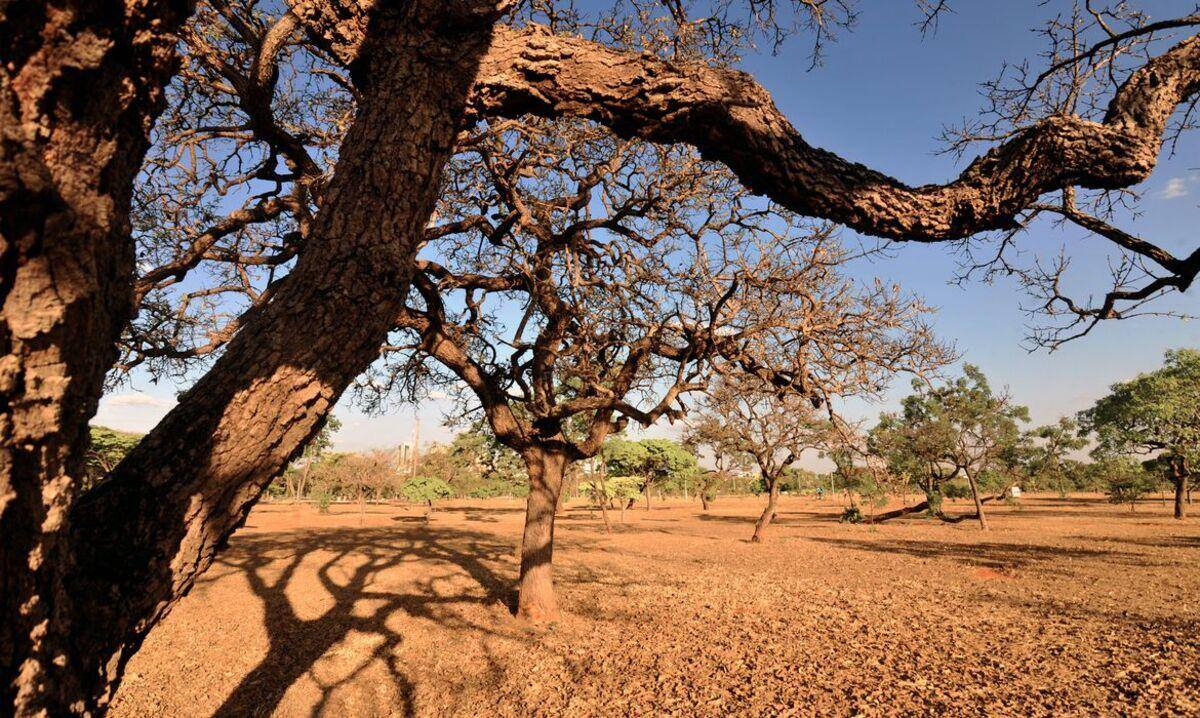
[300,9,1200,247]
[470,25,1200,244]
[41,3,502,712]
[517,448,568,622]
[752,478,781,543]
[0,1,192,713]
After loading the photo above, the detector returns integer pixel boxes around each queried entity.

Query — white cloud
[1161,177,1189,200]
[103,392,175,408]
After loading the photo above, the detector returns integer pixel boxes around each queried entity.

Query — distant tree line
[83,347,1199,532]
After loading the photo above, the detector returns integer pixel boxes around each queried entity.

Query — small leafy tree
[284,416,342,500]
[1080,349,1200,519]
[602,438,699,510]
[579,475,643,524]
[83,426,143,491]
[1102,458,1159,511]
[1023,417,1088,495]
[401,475,454,514]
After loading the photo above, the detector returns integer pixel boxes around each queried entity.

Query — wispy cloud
[1161,177,1190,200]
[103,392,175,408]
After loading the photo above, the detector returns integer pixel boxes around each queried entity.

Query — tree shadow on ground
[696,510,840,528]
[205,524,521,718]
[807,537,1149,573]
[1080,534,1200,550]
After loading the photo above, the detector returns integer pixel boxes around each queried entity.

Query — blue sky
[97,2,1200,461]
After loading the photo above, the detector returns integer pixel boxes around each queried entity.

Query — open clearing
[110,495,1200,717]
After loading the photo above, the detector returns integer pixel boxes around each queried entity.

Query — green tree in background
[603,437,699,510]
[84,426,143,491]
[1023,417,1088,496]
[869,365,1029,529]
[1102,458,1160,511]
[401,475,455,515]
[281,416,342,500]
[1080,349,1200,519]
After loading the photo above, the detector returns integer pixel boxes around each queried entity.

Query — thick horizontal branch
[290,2,1199,244]
[469,24,1200,242]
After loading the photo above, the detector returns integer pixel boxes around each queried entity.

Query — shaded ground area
[110,494,1200,717]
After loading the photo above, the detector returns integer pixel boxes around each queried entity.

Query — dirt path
[110,495,1200,717]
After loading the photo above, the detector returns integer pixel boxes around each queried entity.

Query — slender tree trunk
[700,492,710,511]
[517,448,568,622]
[1173,462,1188,520]
[752,478,781,543]
[644,488,651,511]
[297,458,314,500]
[59,7,503,710]
[964,468,989,531]
[596,469,613,533]
[0,2,192,713]
[598,496,613,532]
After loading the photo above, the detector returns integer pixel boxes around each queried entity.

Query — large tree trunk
[0,2,191,713]
[517,448,568,622]
[56,6,502,711]
[752,477,780,543]
[963,469,990,531]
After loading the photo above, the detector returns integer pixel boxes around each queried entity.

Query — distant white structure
[1007,486,1022,498]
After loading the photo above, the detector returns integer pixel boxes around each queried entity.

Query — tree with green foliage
[283,416,342,501]
[869,365,1029,529]
[579,474,643,525]
[441,426,528,498]
[83,427,143,492]
[825,444,890,514]
[638,439,700,509]
[1080,349,1200,520]
[1101,458,1160,511]
[1024,417,1088,496]
[400,475,455,515]
[601,437,701,510]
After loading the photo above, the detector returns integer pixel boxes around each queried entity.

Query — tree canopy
[1080,348,1200,517]
[869,365,1030,528]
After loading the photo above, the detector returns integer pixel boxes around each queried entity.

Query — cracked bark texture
[0,1,191,714]
[291,6,1200,242]
[61,3,502,712]
[467,25,1200,242]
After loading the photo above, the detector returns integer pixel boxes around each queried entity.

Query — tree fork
[57,4,505,710]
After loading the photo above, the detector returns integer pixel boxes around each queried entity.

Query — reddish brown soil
[110,494,1200,717]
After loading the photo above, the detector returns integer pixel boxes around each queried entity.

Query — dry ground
[110,494,1200,717]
